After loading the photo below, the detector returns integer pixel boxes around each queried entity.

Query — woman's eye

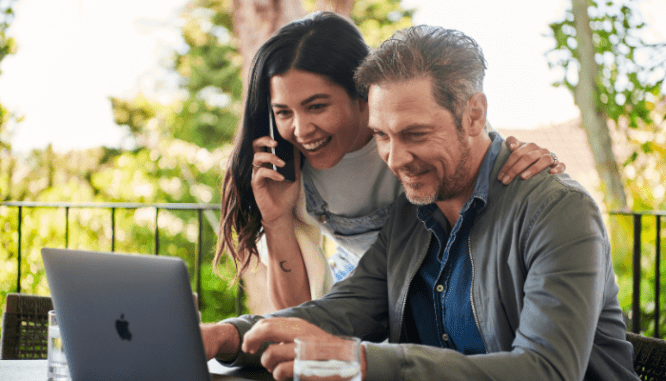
[309,103,327,111]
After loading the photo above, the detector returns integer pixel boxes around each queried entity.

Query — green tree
[546,0,666,336]
[546,0,665,208]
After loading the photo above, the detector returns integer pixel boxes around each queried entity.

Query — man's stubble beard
[403,132,471,206]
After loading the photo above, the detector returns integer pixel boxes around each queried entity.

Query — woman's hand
[251,136,301,226]
[251,137,312,309]
[498,136,567,185]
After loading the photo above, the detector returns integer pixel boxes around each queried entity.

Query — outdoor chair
[627,331,666,381]
[1,293,53,359]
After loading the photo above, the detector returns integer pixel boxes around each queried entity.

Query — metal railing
[2,202,663,334]
[0,201,243,317]
[610,210,664,338]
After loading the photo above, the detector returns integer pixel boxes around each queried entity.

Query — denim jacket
[222,141,638,381]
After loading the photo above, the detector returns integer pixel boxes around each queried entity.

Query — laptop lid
[42,248,211,381]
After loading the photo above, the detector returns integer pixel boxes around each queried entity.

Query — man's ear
[464,92,487,137]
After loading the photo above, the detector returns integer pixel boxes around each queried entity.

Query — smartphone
[267,99,296,182]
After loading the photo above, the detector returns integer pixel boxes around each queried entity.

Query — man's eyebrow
[367,124,432,134]
[271,93,331,108]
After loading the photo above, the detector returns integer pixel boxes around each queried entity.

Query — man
[201,26,638,381]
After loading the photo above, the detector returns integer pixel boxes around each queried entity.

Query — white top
[302,137,403,217]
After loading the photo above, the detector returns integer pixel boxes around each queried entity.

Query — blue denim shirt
[408,135,502,354]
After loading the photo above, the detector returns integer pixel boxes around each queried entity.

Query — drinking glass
[47,310,71,381]
[294,336,361,381]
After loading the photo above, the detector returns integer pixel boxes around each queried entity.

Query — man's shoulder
[490,145,598,210]
[503,171,597,210]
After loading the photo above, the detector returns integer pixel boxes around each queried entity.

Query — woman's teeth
[303,136,331,151]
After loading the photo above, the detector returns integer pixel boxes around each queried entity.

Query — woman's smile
[301,136,333,152]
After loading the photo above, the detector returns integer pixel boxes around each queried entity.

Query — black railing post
[196,208,203,301]
[111,208,116,252]
[65,206,69,248]
[17,206,22,294]
[632,214,642,333]
[656,215,661,338]
[154,207,159,255]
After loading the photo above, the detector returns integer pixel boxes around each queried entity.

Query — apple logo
[115,314,132,341]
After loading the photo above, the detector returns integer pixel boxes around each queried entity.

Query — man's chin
[404,189,437,206]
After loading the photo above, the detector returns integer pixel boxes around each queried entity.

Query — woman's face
[269,69,370,170]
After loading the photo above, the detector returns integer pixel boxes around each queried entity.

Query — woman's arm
[262,215,312,309]
[498,136,566,185]
[251,139,313,309]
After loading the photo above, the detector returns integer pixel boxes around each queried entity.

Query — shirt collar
[417,131,503,220]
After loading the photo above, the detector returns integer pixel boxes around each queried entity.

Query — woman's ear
[464,92,487,137]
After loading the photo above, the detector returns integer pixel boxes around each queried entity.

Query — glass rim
[294,335,360,345]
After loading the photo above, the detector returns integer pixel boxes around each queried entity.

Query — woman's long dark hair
[215,12,370,280]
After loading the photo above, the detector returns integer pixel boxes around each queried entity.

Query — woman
[215,12,565,310]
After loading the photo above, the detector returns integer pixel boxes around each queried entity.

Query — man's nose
[385,140,412,171]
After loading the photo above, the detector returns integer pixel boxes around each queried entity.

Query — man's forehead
[367,79,444,130]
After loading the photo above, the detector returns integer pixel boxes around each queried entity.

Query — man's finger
[242,317,323,354]
[272,361,295,381]
[260,342,296,372]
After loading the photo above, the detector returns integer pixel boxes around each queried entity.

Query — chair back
[1,293,54,359]
[626,331,666,381]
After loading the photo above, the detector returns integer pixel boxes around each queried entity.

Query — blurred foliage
[1,0,19,152]
[546,0,665,157]
[300,0,415,48]
[0,144,239,324]
[350,0,415,48]
[546,0,666,337]
[0,0,16,66]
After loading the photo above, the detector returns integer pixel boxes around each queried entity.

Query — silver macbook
[42,247,212,381]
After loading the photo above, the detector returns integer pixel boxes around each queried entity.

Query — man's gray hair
[355,25,487,126]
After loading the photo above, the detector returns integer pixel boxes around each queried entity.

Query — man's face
[367,77,473,205]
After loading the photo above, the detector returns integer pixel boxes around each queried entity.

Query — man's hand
[200,322,240,362]
[242,317,366,381]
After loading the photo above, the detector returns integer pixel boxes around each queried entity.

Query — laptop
[41,247,271,381]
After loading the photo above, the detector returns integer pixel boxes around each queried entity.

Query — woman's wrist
[261,213,296,234]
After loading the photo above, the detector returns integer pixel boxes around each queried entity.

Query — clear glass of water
[47,310,71,381]
[294,336,361,381]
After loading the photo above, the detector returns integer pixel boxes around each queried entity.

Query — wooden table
[0,359,274,381]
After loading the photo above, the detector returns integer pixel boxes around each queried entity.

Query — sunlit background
[0,0,662,153]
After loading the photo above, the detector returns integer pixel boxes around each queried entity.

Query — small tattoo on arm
[279,260,292,272]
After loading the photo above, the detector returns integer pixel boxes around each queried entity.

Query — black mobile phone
[267,100,296,182]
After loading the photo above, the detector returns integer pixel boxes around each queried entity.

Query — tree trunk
[315,0,354,16]
[571,0,627,210]
[232,0,306,84]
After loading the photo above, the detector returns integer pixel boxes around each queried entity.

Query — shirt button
[328,259,336,268]
[442,333,449,341]
[319,214,328,223]
[436,284,444,292]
